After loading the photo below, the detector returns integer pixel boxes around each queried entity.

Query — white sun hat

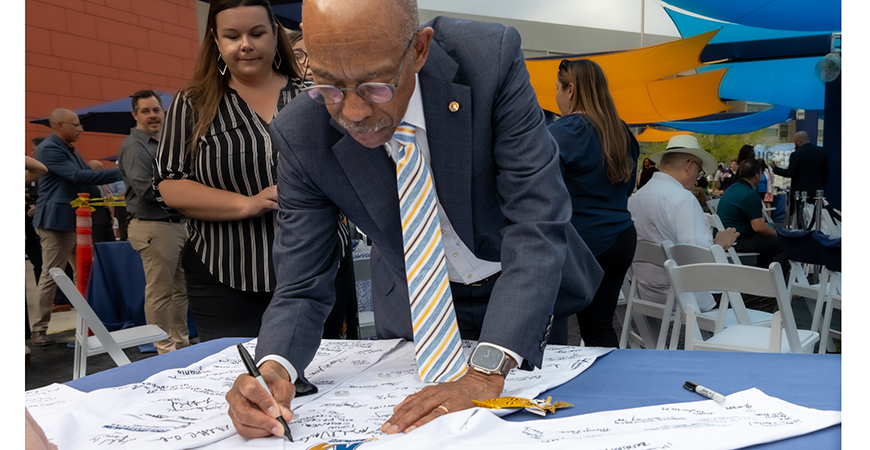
[649,134,718,174]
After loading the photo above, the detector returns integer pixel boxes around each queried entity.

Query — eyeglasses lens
[358,84,393,103]
[305,85,395,105]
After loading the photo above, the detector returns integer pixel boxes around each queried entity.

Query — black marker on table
[683,381,726,403]
[237,344,293,441]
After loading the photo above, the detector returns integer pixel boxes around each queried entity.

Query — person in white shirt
[627,135,739,314]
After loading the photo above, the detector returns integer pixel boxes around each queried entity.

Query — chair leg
[818,297,839,354]
[619,300,633,349]
[684,305,696,351]
[768,311,783,353]
[669,307,682,350]
[73,338,86,380]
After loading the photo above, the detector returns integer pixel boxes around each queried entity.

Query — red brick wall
[25,0,200,160]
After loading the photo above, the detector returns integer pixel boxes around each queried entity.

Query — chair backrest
[704,213,745,265]
[819,208,841,237]
[663,242,730,265]
[633,239,672,266]
[661,243,751,330]
[49,268,130,364]
[621,240,674,349]
[706,198,719,214]
[663,261,803,352]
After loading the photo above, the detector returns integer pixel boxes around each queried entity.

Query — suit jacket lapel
[419,40,475,247]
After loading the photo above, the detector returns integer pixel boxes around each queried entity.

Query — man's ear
[412,27,434,73]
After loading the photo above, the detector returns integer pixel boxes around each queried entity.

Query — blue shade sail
[715,58,827,110]
[665,8,837,42]
[657,105,793,134]
[661,0,841,32]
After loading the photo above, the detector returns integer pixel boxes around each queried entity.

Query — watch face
[471,346,503,370]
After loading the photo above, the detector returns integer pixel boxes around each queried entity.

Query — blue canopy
[657,105,793,135]
[714,58,827,110]
[665,8,835,43]
[661,0,840,32]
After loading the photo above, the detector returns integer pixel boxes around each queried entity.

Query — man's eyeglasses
[293,49,308,66]
[690,159,706,179]
[301,36,415,105]
[59,121,83,129]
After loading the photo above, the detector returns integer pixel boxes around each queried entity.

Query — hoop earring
[217,53,228,76]
[273,49,282,70]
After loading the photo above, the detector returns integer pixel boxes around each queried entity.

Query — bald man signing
[225,0,602,438]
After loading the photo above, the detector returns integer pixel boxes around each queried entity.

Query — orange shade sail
[635,127,692,143]
[526,30,728,123]
[611,69,734,124]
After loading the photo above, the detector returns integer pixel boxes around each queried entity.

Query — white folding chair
[814,232,842,353]
[661,242,774,349]
[705,213,757,265]
[786,260,831,333]
[817,270,841,353]
[762,205,775,225]
[49,268,168,379]
[665,261,819,353]
[819,208,841,237]
[619,240,674,349]
[706,198,719,214]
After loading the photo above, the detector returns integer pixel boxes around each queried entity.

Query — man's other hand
[380,369,504,434]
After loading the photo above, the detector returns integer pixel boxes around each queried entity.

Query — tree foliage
[635,130,778,172]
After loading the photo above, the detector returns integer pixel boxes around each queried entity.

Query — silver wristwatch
[468,344,516,378]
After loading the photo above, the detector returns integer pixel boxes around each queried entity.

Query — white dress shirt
[627,172,717,311]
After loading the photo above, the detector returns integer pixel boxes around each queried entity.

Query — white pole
[640,0,645,48]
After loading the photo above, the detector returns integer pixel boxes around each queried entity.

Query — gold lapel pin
[448,101,460,112]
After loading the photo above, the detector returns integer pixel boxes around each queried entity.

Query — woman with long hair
[153,0,311,341]
[549,59,639,347]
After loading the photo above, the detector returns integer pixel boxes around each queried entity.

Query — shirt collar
[652,170,683,188]
[401,73,426,133]
[52,133,76,152]
[129,127,159,144]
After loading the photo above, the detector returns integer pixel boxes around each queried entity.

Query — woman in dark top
[549,59,639,348]
[154,0,353,341]
[637,157,658,190]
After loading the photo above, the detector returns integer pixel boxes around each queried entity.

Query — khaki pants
[30,228,77,334]
[128,219,190,354]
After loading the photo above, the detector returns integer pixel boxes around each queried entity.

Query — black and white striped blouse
[154,79,299,292]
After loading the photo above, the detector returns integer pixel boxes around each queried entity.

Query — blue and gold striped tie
[393,121,467,383]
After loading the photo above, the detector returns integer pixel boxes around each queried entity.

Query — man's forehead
[307,37,403,80]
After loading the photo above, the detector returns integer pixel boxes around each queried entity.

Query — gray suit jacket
[33,133,121,232]
[257,17,602,384]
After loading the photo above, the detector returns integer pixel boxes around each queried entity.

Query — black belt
[470,271,501,287]
[132,216,184,224]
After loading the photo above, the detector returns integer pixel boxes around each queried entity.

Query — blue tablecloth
[85,241,197,350]
[65,339,840,449]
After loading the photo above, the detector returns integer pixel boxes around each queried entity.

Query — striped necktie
[393,121,467,383]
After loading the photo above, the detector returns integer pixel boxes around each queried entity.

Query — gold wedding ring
[437,405,449,414]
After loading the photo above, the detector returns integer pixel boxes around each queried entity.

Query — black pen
[683,381,726,403]
[237,344,293,441]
